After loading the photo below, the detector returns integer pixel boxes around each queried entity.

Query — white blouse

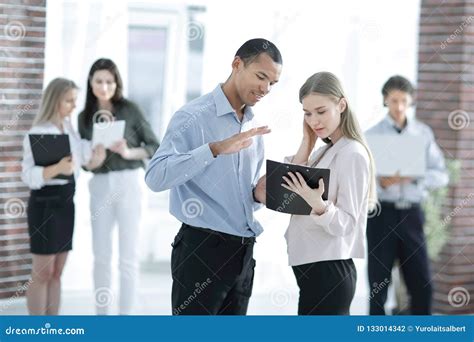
[284,137,370,266]
[21,118,92,190]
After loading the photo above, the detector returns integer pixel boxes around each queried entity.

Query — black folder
[266,160,330,215]
[29,134,73,181]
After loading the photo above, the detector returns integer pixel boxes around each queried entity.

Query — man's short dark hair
[382,75,415,98]
[235,38,282,66]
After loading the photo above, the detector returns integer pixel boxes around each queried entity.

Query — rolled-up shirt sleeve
[145,111,215,192]
[21,134,45,190]
[308,151,369,237]
[423,129,449,190]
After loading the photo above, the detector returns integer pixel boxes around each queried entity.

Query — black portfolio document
[266,159,330,215]
[29,134,73,181]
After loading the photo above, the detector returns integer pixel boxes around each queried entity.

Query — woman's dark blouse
[78,99,160,174]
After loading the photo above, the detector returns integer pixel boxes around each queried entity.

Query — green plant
[422,159,461,260]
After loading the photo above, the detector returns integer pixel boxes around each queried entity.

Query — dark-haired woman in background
[78,58,159,315]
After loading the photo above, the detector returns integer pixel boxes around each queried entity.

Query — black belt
[182,223,256,244]
[380,201,421,210]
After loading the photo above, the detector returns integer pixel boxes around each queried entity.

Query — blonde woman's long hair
[33,78,78,126]
[299,72,378,210]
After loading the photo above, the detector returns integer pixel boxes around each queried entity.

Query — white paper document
[366,134,427,177]
[92,120,126,148]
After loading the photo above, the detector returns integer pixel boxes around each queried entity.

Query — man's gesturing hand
[209,126,271,157]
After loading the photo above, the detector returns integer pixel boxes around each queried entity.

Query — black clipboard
[266,159,330,215]
[29,134,73,181]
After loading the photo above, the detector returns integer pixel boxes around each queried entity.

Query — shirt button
[185,174,188,177]
[204,161,208,165]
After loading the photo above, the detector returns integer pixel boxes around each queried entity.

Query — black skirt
[27,183,75,255]
[292,259,357,315]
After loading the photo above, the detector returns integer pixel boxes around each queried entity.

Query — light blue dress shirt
[365,114,449,204]
[145,84,264,237]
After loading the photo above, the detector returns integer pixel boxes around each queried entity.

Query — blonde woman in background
[22,78,105,315]
[280,72,376,315]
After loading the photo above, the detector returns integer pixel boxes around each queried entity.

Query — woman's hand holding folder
[56,156,74,176]
[281,173,326,215]
[42,155,74,181]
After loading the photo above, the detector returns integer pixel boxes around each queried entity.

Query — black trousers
[367,202,432,315]
[292,259,356,315]
[171,223,256,315]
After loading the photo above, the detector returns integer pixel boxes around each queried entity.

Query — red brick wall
[0,0,45,300]
[418,0,474,314]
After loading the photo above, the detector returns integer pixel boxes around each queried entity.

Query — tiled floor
[0,262,377,316]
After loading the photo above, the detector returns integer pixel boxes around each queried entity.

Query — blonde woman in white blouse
[21,78,105,315]
[280,72,377,315]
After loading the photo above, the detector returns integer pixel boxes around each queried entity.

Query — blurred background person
[22,78,105,315]
[365,75,448,315]
[78,59,160,315]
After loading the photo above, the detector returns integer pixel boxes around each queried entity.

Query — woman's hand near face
[291,119,318,165]
[303,119,317,147]
[281,172,326,215]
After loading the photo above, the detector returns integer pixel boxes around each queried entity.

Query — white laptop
[366,134,427,177]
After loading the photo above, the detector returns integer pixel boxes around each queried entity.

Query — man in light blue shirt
[365,75,448,315]
[367,110,448,204]
[145,38,282,315]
